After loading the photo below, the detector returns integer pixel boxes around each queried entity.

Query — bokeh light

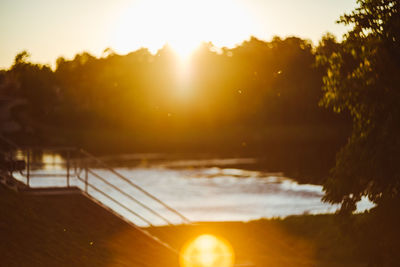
[180,234,234,267]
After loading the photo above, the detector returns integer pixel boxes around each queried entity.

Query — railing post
[73,151,77,177]
[66,150,70,187]
[26,149,30,187]
[84,163,88,193]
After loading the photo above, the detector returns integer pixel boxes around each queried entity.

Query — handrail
[80,149,191,224]
[87,169,173,225]
[76,174,154,226]
[0,134,190,224]
[19,173,73,178]
[0,134,182,255]
[76,180,179,255]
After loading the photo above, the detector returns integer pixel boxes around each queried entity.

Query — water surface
[14,155,373,226]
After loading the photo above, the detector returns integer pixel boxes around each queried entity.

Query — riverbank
[1,183,397,266]
[150,217,366,267]
[10,123,350,185]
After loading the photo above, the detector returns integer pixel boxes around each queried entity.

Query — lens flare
[180,234,234,267]
[111,0,257,59]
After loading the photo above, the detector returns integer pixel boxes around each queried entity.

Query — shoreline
[1,183,377,266]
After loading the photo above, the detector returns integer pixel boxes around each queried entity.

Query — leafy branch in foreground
[320,0,400,212]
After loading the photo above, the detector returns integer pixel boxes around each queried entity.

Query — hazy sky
[0,0,357,69]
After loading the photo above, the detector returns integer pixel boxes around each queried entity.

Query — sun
[111,0,256,60]
[180,234,234,267]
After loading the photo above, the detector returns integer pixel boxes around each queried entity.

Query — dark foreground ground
[151,218,369,267]
[1,184,399,267]
[0,185,177,267]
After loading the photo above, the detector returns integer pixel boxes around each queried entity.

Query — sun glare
[111,0,256,59]
[180,234,234,267]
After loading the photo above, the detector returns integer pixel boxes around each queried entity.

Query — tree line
[0,35,347,146]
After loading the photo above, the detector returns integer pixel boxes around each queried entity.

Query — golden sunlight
[180,234,234,267]
[111,0,256,59]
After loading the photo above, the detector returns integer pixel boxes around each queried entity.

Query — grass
[2,183,399,267]
[149,217,367,267]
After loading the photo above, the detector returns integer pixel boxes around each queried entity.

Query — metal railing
[0,135,190,228]
[79,149,191,224]
[0,135,190,254]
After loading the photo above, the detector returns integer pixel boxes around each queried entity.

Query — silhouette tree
[7,52,58,139]
[0,37,349,179]
[320,0,400,212]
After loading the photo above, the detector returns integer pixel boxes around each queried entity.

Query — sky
[0,0,357,69]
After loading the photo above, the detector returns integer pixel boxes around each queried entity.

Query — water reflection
[41,154,65,171]
[12,154,375,226]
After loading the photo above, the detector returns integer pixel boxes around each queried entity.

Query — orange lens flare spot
[180,234,234,267]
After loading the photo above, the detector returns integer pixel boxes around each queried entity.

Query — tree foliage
[0,36,349,180]
[320,0,400,211]
[2,37,343,135]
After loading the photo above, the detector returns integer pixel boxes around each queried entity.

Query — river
[13,154,374,226]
